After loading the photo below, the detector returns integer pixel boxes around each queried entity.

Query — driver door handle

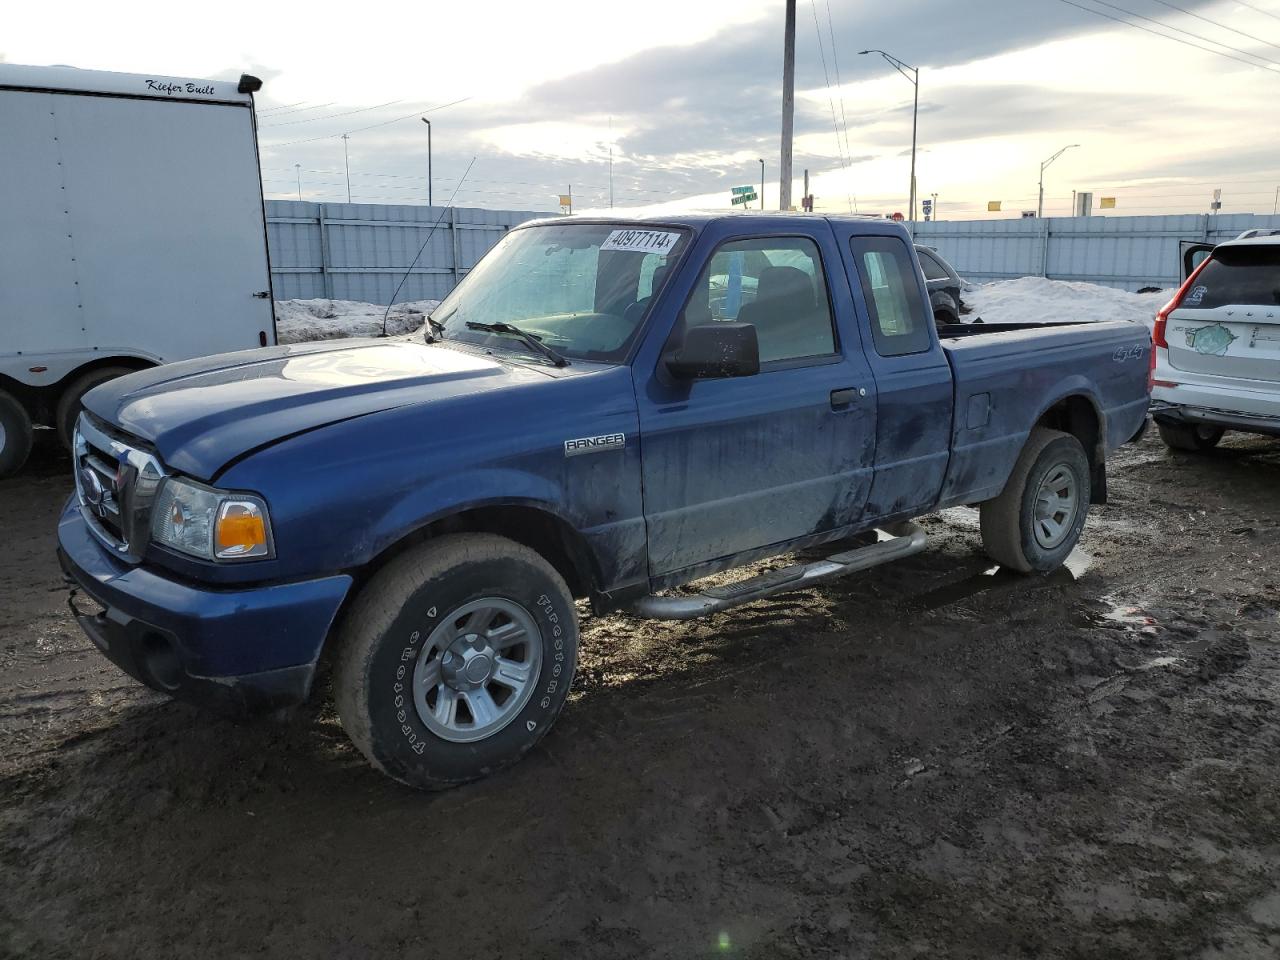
[830,387,864,409]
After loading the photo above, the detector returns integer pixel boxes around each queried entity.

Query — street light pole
[860,49,919,225]
[759,158,765,211]
[295,162,302,202]
[1038,143,1079,219]
[420,118,432,208]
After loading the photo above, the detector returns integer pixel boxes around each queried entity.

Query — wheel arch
[1033,391,1107,504]
[348,499,600,606]
[2,356,157,426]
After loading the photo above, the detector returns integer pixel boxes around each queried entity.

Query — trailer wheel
[333,533,577,790]
[1156,421,1224,452]
[979,427,1091,573]
[0,390,34,480]
[56,367,134,449]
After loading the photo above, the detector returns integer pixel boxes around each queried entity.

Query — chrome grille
[73,415,167,563]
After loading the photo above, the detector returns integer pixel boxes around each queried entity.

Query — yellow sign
[987,201,1002,212]
[1100,196,1116,209]
[558,194,572,207]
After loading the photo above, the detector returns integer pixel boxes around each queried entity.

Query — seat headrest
[754,265,815,309]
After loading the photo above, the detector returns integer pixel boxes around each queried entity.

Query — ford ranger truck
[58,215,1152,790]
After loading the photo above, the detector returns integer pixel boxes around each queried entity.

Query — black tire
[56,367,134,450]
[0,390,34,480]
[979,427,1091,574]
[333,533,577,790]
[1157,421,1224,452]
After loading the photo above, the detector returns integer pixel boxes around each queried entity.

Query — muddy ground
[1,428,1278,959]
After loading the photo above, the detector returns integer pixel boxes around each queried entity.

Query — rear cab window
[849,236,933,356]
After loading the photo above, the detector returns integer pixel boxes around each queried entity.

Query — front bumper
[57,497,352,711]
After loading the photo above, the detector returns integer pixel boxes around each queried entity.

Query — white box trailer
[0,64,276,477]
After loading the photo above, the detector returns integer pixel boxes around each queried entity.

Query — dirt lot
[2,428,1278,959]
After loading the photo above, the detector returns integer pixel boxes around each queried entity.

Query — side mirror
[665,322,760,380]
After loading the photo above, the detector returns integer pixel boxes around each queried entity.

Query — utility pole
[342,133,352,203]
[420,118,432,207]
[779,0,796,211]
[804,169,811,212]
[1038,143,1079,219]
[295,162,302,201]
[931,192,938,221]
[1274,185,1278,216]
[759,158,766,211]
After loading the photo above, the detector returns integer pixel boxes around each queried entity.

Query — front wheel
[979,427,1091,573]
[333,533,578,790]
[1157,421,1224,452]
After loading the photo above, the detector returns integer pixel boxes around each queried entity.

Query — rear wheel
[1157,421,1224,452]
[0,390,34,480]
[979,427,1091,573]
[56,367,135,450]
[333,533,577,790]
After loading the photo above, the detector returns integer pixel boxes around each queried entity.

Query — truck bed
[936,320,1152,508]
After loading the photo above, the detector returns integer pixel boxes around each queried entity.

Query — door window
[850,237,932,357]
[683,237,837,363]
[918,250,950,281]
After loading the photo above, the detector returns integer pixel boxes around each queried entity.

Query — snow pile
[274,299,440,344]
[963,277,1165,330]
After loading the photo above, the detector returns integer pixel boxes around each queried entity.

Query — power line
[261,96,473,147]
[1087,0,1280,65]
[1233,0,1280,23]
[809,0,855,212]
[822,0,858,212]
[1054,0,1280,71]
[1147,0,1280,51]
[260,98,406,128]
[256,100,307,114]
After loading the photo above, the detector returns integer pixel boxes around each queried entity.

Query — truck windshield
[430,223,689,364]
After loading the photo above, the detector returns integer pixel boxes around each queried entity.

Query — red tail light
[1149,256,1211,391]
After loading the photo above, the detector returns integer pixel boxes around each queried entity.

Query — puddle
[1100,596,1152,626]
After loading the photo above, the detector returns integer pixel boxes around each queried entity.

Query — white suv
[1150,230,1280,450]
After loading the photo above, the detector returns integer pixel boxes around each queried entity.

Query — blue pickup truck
[58,215,1151,789]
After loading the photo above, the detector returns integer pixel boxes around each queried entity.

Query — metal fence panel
[914,212,1280,291]
[265,200,552,304]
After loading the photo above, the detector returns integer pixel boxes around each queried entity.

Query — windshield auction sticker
[600,229,681,255]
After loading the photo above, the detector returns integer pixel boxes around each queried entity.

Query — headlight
[151,478,274,561]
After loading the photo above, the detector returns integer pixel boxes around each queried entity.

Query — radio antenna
[381,156,477,337]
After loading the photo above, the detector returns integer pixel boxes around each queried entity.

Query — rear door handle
[830,387,864,409]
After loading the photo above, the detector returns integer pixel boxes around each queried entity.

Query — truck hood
[83,339,547,480]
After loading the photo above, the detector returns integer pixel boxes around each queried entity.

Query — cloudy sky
[5,0,1280,219]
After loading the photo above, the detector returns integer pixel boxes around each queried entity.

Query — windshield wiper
[465,321,568,367]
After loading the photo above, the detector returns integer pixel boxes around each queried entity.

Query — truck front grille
[73,416,167,563]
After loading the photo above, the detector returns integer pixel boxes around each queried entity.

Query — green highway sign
[731,191,758,205]
[731,185,754,195]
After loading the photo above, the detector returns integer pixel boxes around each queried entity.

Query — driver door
[635,225,878,579]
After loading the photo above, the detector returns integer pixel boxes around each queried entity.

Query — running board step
[630,522,927,620]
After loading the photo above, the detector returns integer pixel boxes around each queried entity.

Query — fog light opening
[141,633,182,691]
